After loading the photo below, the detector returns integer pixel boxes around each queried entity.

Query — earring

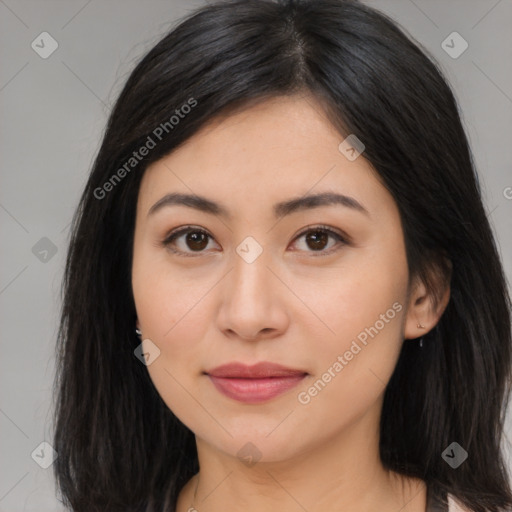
[417,323,425,348]
[135,328,142,338]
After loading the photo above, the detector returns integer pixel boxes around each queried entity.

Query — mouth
[205,362,308,404]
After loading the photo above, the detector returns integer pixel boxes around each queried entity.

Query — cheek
[132,255,214,431]
[132,243,211,340]
[131,250,209,406]
[291,289,406,436]
[293,233,408,407]
[293,244,407,358]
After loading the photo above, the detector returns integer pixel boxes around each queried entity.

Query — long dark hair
[53,1,512,511]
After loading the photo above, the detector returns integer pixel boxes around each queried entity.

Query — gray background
[1,1,511,510]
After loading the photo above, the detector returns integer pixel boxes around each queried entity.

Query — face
[131,95,413,463]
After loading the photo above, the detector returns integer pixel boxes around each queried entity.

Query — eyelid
[160,224,350,257]
[293,224,350,244]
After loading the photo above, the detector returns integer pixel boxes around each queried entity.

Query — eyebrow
[147,191,369,219]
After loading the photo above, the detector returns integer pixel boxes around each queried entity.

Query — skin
[131,94,450,512]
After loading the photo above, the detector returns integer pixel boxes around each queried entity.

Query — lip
[205,362,308,404]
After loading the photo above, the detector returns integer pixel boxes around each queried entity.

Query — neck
[176,407,426,512]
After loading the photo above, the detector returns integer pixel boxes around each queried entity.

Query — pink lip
[206,362,307,404]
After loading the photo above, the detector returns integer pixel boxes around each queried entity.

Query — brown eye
[162,227,218,256]
[185,231,209,251]
[291,226,347,255]
[304,230,329,251]
[162,224,347,258]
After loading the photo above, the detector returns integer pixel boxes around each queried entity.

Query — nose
[216,248,289,341]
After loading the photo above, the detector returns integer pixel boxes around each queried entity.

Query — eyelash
[161,224,349,258]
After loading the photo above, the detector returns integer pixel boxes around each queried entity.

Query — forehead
[138,95,393,220]
[178,95,345,162]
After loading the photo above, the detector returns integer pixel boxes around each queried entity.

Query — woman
[53,1,512,511]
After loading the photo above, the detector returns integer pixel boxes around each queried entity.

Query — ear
[403,261,451,340]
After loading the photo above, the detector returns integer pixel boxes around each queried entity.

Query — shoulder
[447,494,472,512]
